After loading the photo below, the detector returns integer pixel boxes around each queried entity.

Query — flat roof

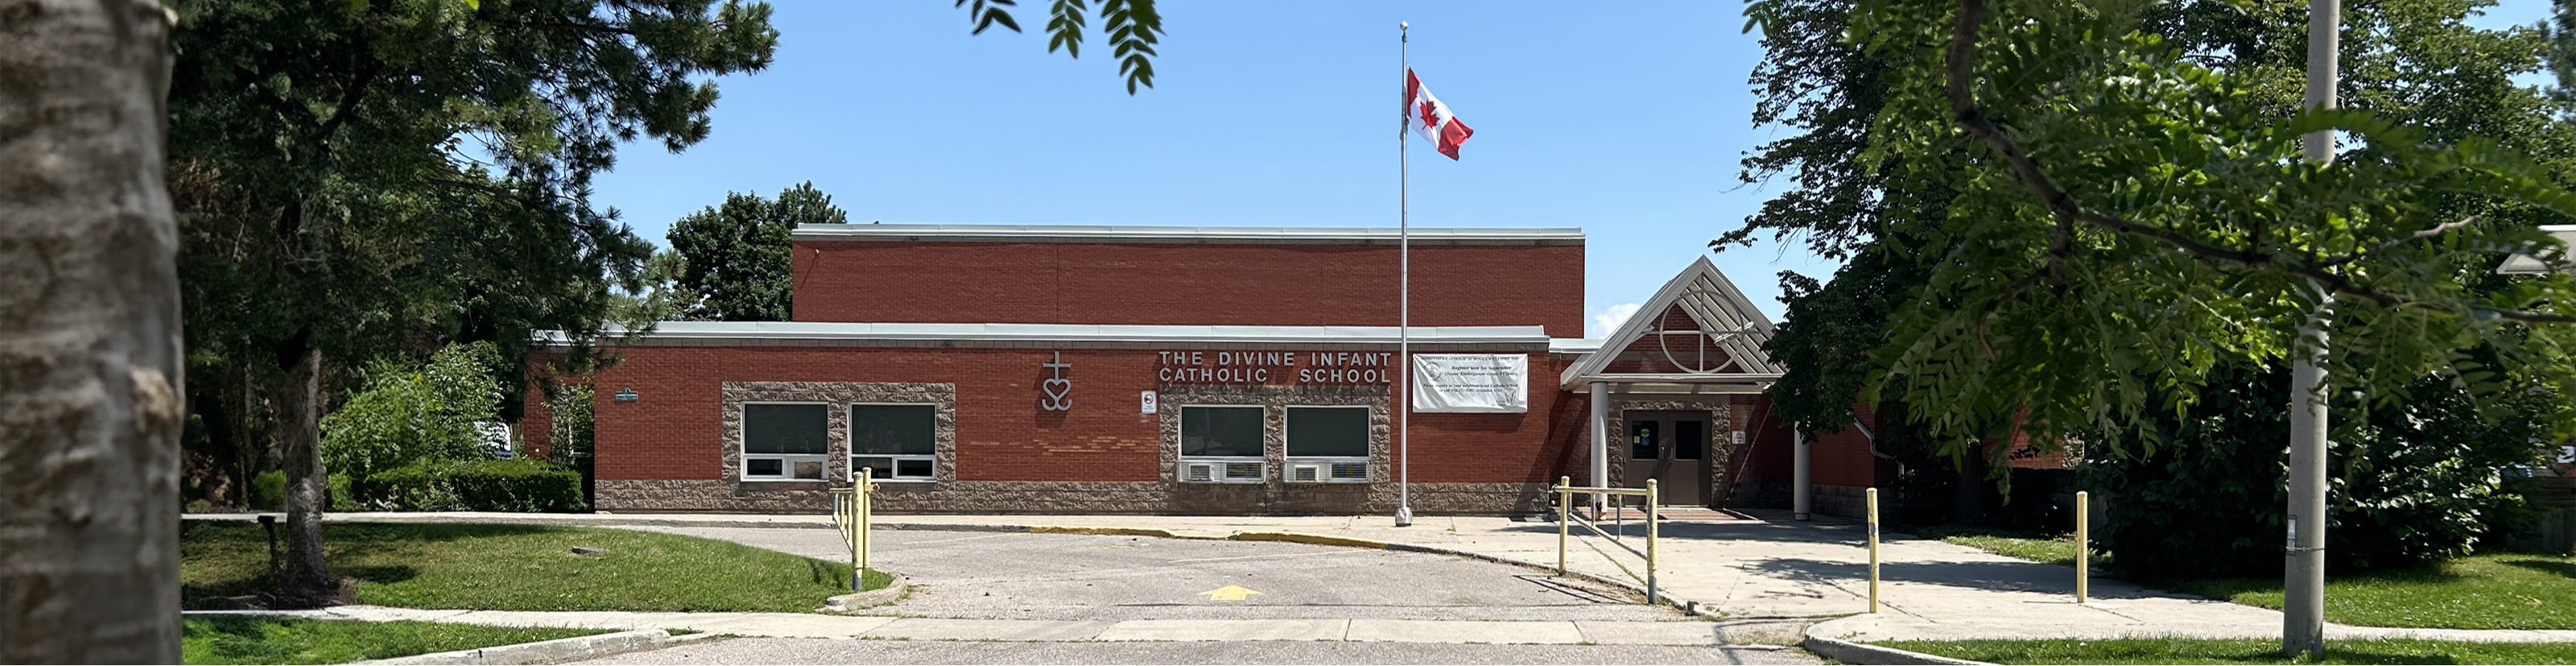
[539,321,1553,350]
[792,223,1583,246]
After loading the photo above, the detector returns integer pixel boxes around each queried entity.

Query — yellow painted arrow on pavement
[1197,585,1261,601]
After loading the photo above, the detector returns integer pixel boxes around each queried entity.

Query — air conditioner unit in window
[1183,462,1217,482]
[1290,464,1322,482]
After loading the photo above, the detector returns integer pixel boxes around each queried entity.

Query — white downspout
[1589,381,1609,514]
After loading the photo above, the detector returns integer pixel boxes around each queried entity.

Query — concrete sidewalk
[188,511,2576,644]
[189,606,1773,647]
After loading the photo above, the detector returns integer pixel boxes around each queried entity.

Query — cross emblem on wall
[1039,351,1072,412]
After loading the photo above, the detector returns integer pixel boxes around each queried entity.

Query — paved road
[568,637,1818,665]
[573,526,1829,664]
[624,525,1676,623]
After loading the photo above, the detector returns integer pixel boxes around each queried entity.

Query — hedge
[369,459,586,513]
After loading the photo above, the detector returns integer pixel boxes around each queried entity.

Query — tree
[168,0,778,606]
[1796,0,2576,654]
[665,182,848,321]
[1731,0,1964,445]
[0,1,184,662]
[1741,0,2576,458]
[2087,358,2552,578]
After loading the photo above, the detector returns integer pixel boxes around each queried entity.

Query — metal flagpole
[1395,21,1414,527]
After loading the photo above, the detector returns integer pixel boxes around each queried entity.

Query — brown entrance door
[1620,411,1710,507]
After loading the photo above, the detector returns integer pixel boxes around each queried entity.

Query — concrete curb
[352,628,702,664]
[1228,531,1391,550]
[821,575,910,612]
[1028,525,1206,540]
[1800,618,1993,666]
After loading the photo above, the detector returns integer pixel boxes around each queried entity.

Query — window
[1674,420,1703,461]
[851,403,937,482]
[1286,406,1369,482]
[1632,421,1660,461]
[743,403,828,481]
[1179,406,1264,482]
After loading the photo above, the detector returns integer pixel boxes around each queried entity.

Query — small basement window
[1179,405,1264,483]
[743,403,829,481]
[851,403,937,482]
[1286,406,1369,482]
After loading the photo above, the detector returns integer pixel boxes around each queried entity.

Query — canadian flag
[1404,68,1475,159]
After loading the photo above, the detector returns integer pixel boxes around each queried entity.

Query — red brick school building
[522,224,1894,515]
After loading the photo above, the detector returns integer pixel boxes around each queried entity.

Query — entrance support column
[1793,428,1811,521]
[1589,382,1609,514]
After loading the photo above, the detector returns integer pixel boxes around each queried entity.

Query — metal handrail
[1553,476,1660,603]
[828,470,875,590]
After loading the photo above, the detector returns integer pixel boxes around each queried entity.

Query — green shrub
[323,342,507,507]
[251,470,285,511]
[245,471,357,511]
[372,459,584,513]
[2084,361,2549,578]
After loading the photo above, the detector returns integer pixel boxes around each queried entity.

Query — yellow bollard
[1867,486,1880,614]
[1557,476,1571,576]
[2076,490,2090,604]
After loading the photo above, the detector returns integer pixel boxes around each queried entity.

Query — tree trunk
[0,1,184,662]
[1953,448,1987,526]
[275,342,334,606]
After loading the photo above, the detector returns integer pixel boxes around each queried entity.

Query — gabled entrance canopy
[1563,257,1782,395]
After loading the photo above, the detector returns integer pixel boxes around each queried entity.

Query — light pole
[2285,0,2339,658]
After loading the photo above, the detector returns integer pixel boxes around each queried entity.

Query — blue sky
[589,1,2555,338]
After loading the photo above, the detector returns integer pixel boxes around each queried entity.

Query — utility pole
[2285,0,2339,658]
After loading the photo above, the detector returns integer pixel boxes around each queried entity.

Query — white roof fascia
[1550,338,1605,354]
[793,223,1583,245]
[1561,256,1784,388]
[537,322,1551,347]
[2497,225,2576,275]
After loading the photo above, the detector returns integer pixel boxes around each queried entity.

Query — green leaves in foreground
[959,0,1164,93]
[1833,0,2576,461]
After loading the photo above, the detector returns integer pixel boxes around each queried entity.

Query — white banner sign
[1410,354,1528,413]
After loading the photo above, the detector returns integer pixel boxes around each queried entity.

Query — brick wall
[574,345,1583,487]
[1729,399,1888,504]
[790,242,1587,339]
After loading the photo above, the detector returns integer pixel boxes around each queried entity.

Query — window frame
[848,402,939,483]
[740,401,832,482]
[1177,404,1266,483]
[1283,405,1370,483]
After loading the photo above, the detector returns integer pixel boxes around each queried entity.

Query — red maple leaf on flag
[1418,99,1440,129]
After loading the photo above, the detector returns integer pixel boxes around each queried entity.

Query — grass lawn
[182,520,894,613]
[1901,524,2108,569]
[2150,553,2576,630]
[183,617,604,664]
[1873,637,2576,664]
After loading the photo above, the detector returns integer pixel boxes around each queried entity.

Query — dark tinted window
[745,403,828,454]
[1182,406,1263,457]
[1675,420,1703,460]
[1287,407,1368,457]
[1631,421,1659,461]
[851,404,935,455]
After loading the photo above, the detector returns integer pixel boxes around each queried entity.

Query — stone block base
[595,479,1550,515]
